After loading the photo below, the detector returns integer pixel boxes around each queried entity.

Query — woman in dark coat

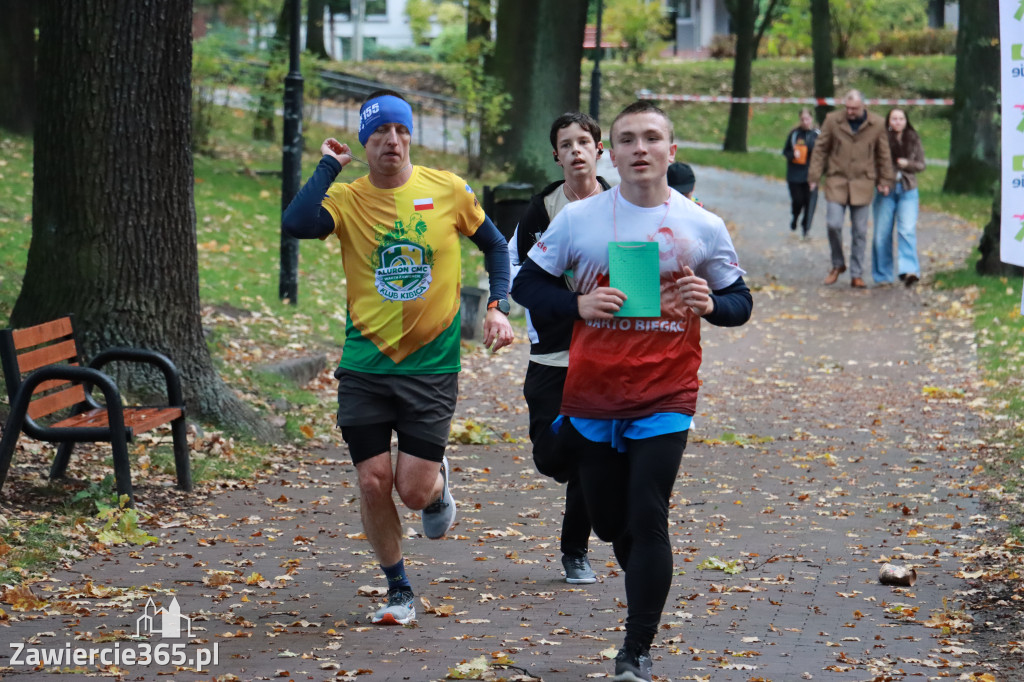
[782,108,819,235]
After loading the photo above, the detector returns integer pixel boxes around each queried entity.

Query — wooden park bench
[0,316,191,506]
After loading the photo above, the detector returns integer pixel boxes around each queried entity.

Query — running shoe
[562,554,597,584]
[421,455,456,539]
[612,643,653,682]
[371,588,416,625]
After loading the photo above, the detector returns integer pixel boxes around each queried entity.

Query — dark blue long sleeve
[467,216,510,303]
[511,258,581,319]
[281,156,341,239]
[704,276,753,327]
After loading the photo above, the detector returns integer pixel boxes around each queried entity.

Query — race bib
[792,141,808,165]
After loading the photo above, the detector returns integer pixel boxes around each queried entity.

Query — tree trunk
[464,0,492,177]
[253,0,291,141]
[751,0,782,61]
[976,179,1023,276]
[0,0,36,134]
[942,0,999,196]
[13,0,276,440]
[467,0,491,44]
[722,0,755,152]
[306,0,330,60]
[810,0,834,124]
[489,0,587,189]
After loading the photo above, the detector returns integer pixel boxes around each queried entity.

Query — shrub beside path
[1,168,1016,681]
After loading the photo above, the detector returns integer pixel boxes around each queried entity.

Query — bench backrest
[0,316,87,420]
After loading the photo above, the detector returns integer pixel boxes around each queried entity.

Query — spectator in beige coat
[808,90,895,289]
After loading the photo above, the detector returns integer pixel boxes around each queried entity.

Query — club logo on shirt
[369,212,435,302]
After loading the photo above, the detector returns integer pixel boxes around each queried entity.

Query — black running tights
[562,423,686,649]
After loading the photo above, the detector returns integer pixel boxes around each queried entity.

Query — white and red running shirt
[527,187,745,419]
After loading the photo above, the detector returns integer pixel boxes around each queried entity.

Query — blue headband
[358,95,414,147]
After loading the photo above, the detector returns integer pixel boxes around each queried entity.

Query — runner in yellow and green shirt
[282,89,514,626]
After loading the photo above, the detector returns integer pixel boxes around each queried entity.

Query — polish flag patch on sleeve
[413,198,434,211]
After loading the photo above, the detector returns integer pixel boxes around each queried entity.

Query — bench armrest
[89,348,185,409]
[9,365,128,441]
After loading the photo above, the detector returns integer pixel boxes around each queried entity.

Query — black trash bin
[483,182,534,242]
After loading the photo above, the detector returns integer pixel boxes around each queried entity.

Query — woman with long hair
[872,108,926,286]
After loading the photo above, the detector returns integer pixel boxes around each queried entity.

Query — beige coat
[807,109,895,207]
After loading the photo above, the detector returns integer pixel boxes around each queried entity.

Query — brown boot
[823,265,846,285]
[851,277,867,289]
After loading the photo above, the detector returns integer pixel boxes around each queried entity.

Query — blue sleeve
[467,216,510,303]
[511,258,580,319]
[704,276,753,327]
[281,156,341,239]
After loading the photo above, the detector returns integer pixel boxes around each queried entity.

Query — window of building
[332,0,387,20]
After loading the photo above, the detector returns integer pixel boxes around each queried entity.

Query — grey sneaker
[421,455,456,539]
[562,554,597,584]
[612,644,652,682]
[371,588,416,625]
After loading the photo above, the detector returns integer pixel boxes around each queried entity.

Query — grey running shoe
[612,644,652,682]
[421,455,456,539]
[562,554,597,584]
[371,588,416,625]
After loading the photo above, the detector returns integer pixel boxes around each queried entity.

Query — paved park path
[1,168,1013,681]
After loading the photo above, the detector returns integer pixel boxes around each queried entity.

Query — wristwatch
[487,299,511,315]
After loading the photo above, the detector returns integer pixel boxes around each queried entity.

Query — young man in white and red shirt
[512,101,752,682]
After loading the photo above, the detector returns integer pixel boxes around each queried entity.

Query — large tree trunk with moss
[0,0,36,134]
[942,0,999,196]
[306,0,330,60]
[489,0,587,188]
[810,0,834,124]
[722,0,755,152]
[12,0,277,439]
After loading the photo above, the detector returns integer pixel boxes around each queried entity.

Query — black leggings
[523,363,592,557]
[562,422,686,649]
[788,181,811,226]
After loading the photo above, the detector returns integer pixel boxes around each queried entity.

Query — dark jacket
[782,126,819,184]
[510,177,611,357]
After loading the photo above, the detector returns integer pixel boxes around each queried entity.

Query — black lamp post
[589,0,603,121]
[279,0,303,304]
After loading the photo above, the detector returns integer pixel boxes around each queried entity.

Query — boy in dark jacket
[509,112,610,585]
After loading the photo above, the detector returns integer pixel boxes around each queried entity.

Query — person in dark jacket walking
[509,112,610,585]
[782,108,819,235]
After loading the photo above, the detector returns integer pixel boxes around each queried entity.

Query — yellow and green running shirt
[320,166,485,374]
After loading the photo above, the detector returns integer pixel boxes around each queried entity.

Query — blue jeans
[872,185,920,283]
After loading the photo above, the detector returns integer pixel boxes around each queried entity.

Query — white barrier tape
[637,91,954,106]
